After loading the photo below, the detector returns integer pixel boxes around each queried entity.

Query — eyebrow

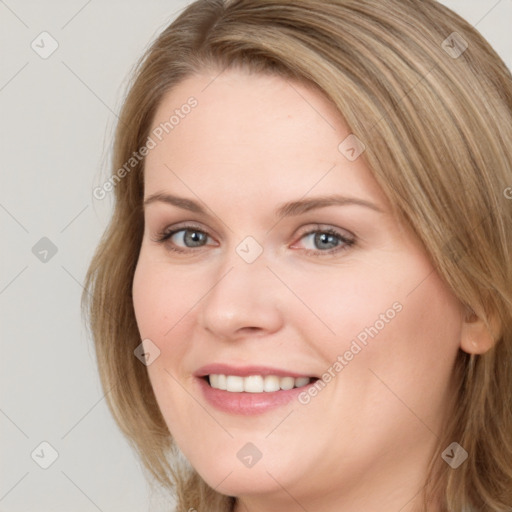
[142,192,383,218]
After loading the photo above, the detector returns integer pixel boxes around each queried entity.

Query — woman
[82,0,512,510]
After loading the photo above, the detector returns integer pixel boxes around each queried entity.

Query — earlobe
[459,306,497,355]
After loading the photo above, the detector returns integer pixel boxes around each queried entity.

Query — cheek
[284,260,407,356]
[132,254,201,405]
[372,271,463,389]
[309,252,463,361]
[132,252,207,340]
[320,265,463,435]
[299,254,463,405]
[132,256,203,431]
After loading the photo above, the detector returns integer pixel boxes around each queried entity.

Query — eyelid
[152,222,217,245]
[290,224,355,255]
[153,220,212,238]
[153,222,356,256]
[294,223,355,241]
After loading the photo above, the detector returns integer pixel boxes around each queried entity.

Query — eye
[153,223,355,257]
[153,224,216,253]
[292,226,355,255]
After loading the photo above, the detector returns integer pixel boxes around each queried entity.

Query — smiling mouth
[205,374,318,393]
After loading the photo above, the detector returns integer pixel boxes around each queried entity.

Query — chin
[201,466,284,496]
[182,446,299,496]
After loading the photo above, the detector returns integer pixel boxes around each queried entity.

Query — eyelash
[153,223,356,257]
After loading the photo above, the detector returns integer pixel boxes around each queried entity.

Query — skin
[132,68,487,512]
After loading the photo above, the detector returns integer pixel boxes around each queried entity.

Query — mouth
[204,374,317,393]
[194,364,320,415]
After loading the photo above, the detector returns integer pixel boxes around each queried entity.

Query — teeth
[226,375,244,392]
[244,375,264,392]
[217,374,227,390]
[294,377,310,387]
[280,376,295,390]
[209,374,227,390]
[208,374,313,393]
[264,375,280,392]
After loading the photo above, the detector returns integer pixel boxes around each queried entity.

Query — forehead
[144,69,385,208]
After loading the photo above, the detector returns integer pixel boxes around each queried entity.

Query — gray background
[1,1,510,511]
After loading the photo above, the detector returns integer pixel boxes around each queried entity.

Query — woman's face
[132,69,465,510]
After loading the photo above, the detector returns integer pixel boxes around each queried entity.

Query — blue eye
[295,228,355,255]
[157,227,211,249]
[154,224,355,256]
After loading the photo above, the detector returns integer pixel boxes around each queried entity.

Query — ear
[459,306,497,355]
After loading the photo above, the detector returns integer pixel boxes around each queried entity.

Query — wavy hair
[82,1,512,510]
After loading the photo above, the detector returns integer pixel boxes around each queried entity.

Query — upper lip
[194,363,318,379]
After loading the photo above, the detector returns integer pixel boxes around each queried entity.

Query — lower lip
[196,377,314,415]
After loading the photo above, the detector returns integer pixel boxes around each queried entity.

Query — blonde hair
[82,0,512,510]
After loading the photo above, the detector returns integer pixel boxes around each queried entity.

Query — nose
[198,248,285,341]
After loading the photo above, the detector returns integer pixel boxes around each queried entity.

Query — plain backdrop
[1,1,511,511]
